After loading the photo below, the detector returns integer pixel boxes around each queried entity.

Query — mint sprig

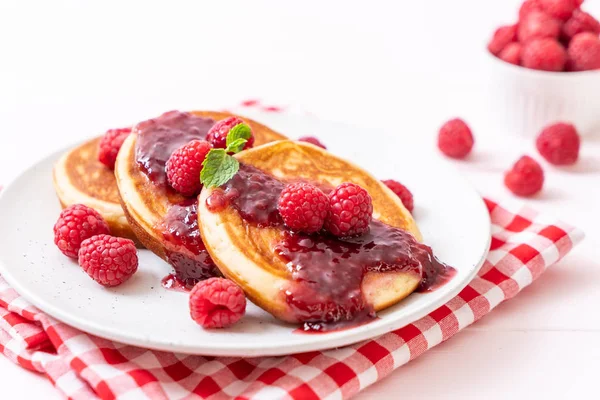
[200,123,251,188]
[225,138,248,154]
[226,123,252,149]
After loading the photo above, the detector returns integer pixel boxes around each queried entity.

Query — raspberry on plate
[78,234,138,286]
[536,122,580,165]
[298,136,327,149]
[98,128,131,169]
[518,11,561,43]
[54,204,110,258]
[488,25,517,56]
[563,9,600,40]
[522,38,566,71]
[166,139,212,196]
[382,179,414,213]
[437,118,474,159]
[504,156,545,196]
[499,42,523,65]
[206,117,255,150]
[567,32,600,71]
[189,278,246,328]
[278,183,329,233]
[325,182,373,237]
[539,0,579,21]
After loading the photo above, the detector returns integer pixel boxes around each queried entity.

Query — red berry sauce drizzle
[207,163,456,332]
[135,111,220,289]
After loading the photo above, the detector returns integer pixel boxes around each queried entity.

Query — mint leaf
[199,122,251,188]
[226,123,252,149]
[200,149,240,188]
[225,138,248,153]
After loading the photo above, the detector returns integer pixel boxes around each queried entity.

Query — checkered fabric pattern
[0,103,585,399]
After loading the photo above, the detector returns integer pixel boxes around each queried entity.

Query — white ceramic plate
[0,112,490,357]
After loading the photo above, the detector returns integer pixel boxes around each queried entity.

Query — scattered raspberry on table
[536,122,580,165]
[437,118,474,159]
[53,204,110,258]
[504,156,545,196]
[189,278,246,328]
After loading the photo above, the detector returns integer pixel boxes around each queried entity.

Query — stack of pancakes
[53,111,422,325]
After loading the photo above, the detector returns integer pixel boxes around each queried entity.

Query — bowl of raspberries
[486,0,600,137]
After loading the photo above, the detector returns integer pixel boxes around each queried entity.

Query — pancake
[115,110,287,285]
[53,136,138,242]
[197,140,424,325]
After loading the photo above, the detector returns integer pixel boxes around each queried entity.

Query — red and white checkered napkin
[0,198,583,400]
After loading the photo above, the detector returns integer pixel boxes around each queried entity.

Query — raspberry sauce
[207,164,284,226]
[135,111,215,187]
[207,163,456,331]
[161,274,190,292]
[160,200,219,290]
[134,111,219,289]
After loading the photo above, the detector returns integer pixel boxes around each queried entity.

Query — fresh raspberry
[518,11,562,43]
[563,9,600,40]
[499,42,523,65]
[488,25,517,56]
[522,38,566,71]
[166,139,211,196]
[539,0,579,21]
[53,204,110,258]
[382,180,414,213]
[567,32,600,71]
[189,278,246,328]
[504,156,544,196]
[206,117,254,150]
[536,122,580,165]
[278,183,329,233]
[98,128,131,169]
[437,118,474,159]
[78,234,138,286]
[326,183,373,237]
[519,0,542,20]
[298,136,327,149]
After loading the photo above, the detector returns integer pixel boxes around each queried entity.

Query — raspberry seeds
[189,278,246,328]
[54,204,111,258]
[78,235,138,287]
[278,183,329,233]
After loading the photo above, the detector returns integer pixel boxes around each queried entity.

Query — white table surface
[1,1,599,399]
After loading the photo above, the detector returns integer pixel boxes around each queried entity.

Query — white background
[1,0,599,399]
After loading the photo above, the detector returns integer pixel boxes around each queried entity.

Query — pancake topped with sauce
[115,110,287,287]
[197,140,454,329]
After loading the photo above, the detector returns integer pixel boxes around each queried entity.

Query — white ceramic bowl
[485,50,600,137]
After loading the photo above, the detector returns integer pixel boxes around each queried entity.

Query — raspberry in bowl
[485,0,600,137]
